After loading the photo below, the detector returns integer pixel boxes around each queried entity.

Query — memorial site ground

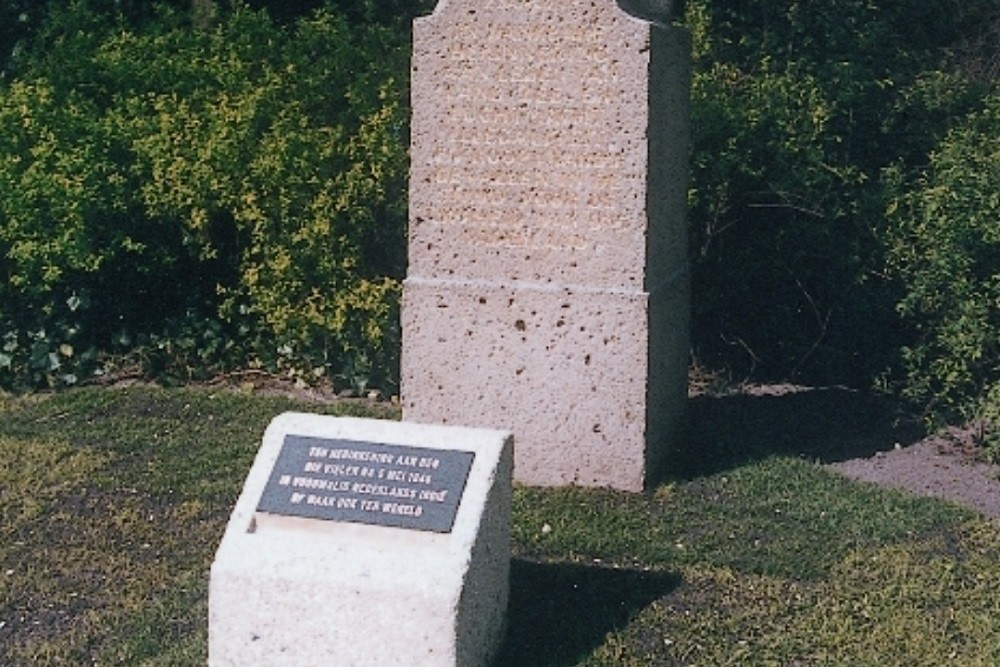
[0,383,998,665]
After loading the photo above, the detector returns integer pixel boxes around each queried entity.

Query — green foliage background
[681,0,999,450]
[0,1,426,391]
[684,0,995,384]
[1,0,999,443]
[884,95,1000,433]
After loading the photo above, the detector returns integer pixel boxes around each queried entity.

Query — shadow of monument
[495,559,680,667]
[673,386,925,480]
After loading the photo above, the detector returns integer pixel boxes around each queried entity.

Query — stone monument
[209,413,513,666]
[401,0,691,491]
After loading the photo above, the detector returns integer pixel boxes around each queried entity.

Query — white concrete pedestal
[209,413,513,666]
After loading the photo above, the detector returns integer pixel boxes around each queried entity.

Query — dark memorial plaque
[256,435,475,533]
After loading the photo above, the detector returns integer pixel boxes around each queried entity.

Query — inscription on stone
[257,436,475,533]
[410,8,647,255]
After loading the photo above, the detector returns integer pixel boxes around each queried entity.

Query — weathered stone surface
[402,0,690,491]
[209,413,513,666]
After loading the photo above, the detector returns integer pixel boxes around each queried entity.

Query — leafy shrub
[0,2,409,391]
[0,73,159,389]
[0,292,100,390]
[683,0,994,385]
[883,94,1000,448]
[104,5,408,388]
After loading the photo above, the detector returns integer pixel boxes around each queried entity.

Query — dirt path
[687,383,1000,519]
[829,426,1000,519]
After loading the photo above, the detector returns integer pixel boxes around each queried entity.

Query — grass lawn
[1,386,998,666]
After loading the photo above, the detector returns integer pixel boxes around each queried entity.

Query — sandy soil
[829,426,1000,519]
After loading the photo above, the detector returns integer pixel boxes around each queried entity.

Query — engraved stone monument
[209,413,513,666]
[401,0,691,491]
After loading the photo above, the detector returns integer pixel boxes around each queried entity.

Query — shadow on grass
[496,558,680,667]
[674,386,925,480]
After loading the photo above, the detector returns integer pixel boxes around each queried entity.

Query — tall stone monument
[402,0,690,492]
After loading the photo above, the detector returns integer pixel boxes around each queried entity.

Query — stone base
[401,276,687,491]
[209,413,513,667]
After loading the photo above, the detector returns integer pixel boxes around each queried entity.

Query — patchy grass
[512,457,974,580]
[0,386,998,666]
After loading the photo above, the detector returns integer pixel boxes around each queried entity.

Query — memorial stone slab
[209,413,513,667]
[402,0,691,491]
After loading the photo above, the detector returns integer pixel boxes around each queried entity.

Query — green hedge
[3,0,999,428]
[683,0,993,384]
[0,2,408,391]
[883,93,1000,446]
